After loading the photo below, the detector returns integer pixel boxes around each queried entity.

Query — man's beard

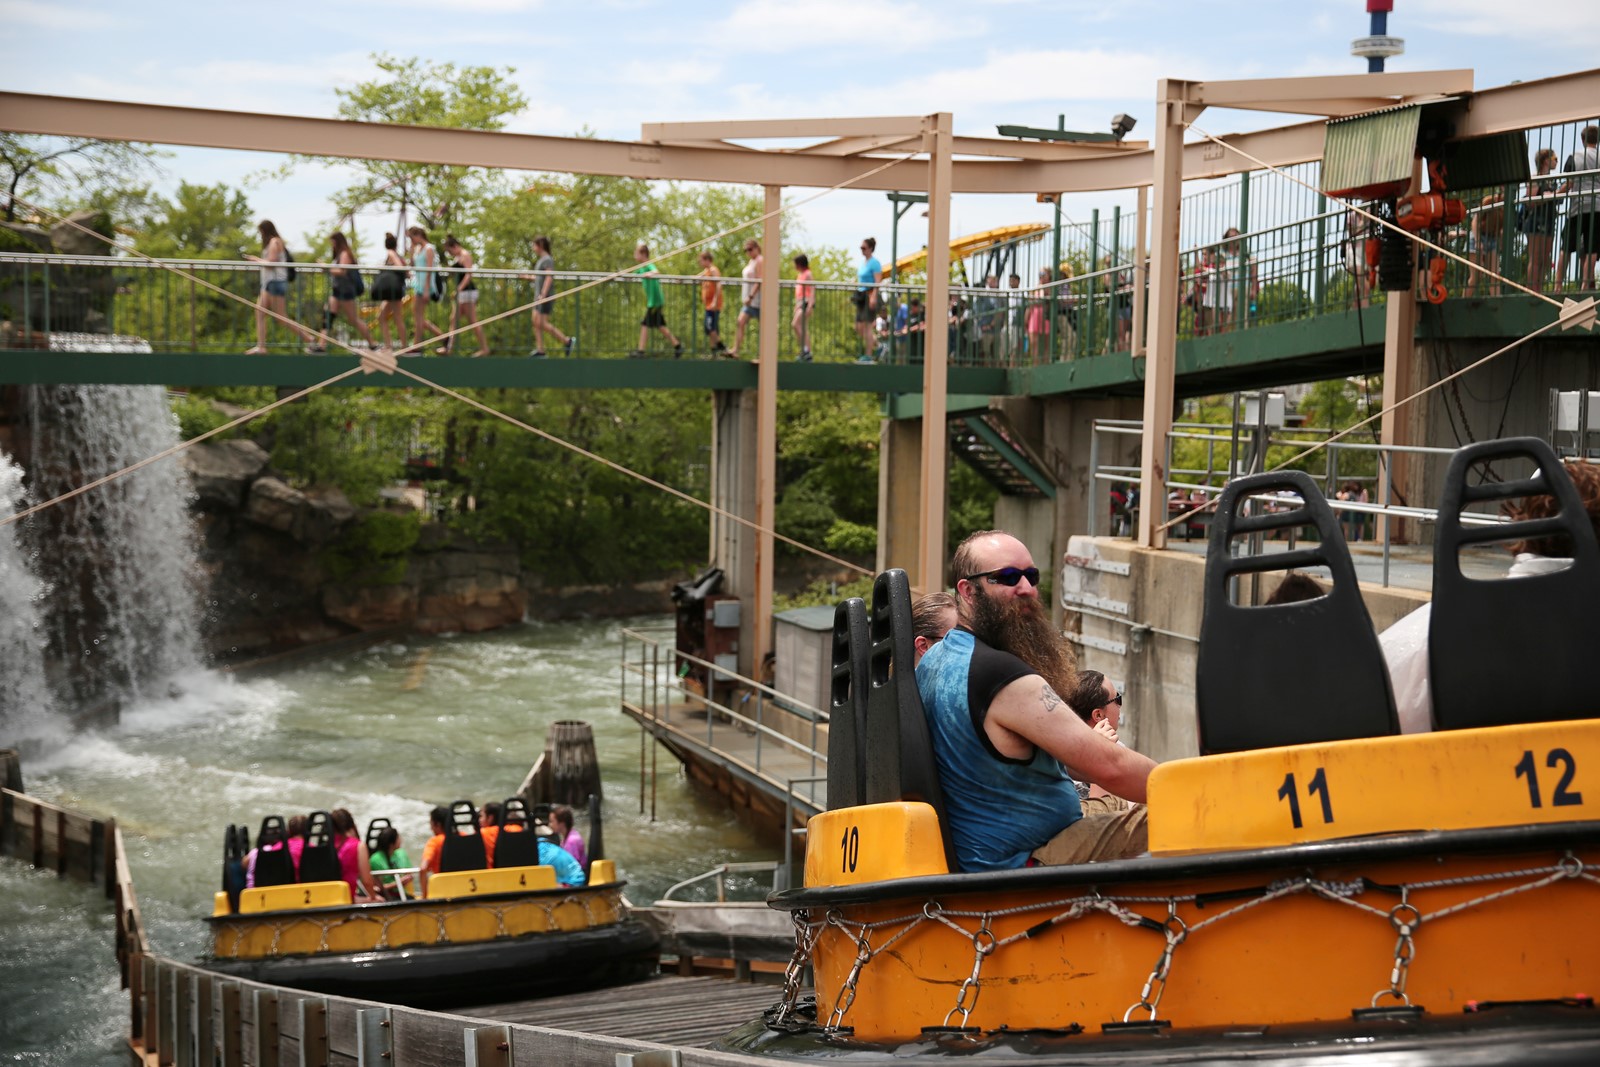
[969,589,1077,698]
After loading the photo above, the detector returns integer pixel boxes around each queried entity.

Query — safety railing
[1085,417,1536,587]
[618,627,827,821]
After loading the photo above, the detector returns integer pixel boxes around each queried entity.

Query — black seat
[1429,437,1600,731]
[829,569,957,870]
[364,817,392,856]
[494,797,540,868]
[298,810,342,884]
[438,800,488,873]
[1197,470,1397,753]
[222,824,249,912]
[825,596,871,810]
[251,815,296,888]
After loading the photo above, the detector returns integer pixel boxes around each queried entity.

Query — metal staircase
[948,411,1056,499]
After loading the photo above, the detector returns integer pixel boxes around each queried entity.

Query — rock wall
[183,439,531,659]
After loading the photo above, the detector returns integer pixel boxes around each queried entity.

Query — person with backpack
[520,234,575,357]
[370,233,410,351]
[324,232,377,350]
[406,227,445,354]
[1556,124,1600,291]
[442,235,490,357]
[243,219,317,354]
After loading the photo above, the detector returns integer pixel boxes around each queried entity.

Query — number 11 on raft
[1277,767,1334,830]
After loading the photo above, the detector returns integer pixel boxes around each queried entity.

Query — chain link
[772,851,1594,1034]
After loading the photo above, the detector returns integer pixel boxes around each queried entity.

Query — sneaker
[530,350,548,358]
[628,349,646,359]
[800,348,812,362]
[673,342,683,358]
[564,336,577,356]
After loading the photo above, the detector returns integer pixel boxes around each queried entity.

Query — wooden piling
[546,720,603,806]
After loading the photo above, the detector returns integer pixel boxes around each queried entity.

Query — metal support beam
[918,113,954,593]
[643,116,924,140]
[1138,80,1199,550]
[1379,158,1423,547]
[753,185,781,672]
[1132,185,1150,358]
[1189,70,1473,111]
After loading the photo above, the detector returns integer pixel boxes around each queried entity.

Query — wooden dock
[463,974,784,1048]
[621,696,827,837]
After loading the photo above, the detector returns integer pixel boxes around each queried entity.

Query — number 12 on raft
[1277,767,1333,830]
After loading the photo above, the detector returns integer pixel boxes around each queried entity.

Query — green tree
[0,134,162,223]
[315,55,529,236]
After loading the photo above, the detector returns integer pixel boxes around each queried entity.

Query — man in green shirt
[631,243,682,357]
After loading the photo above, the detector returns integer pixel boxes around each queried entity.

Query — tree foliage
[0,134,163,223]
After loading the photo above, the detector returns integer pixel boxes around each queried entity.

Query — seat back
[825,597,871,810]
[438,800,488,873]
[1198,470,1397,753]
[364,817,391,856]
[1430,437,1600,730]
[298,810,343,884]
[222,824,249,913]
[860,569,958,870]
[252,815,296,888]
[494,798,540,868]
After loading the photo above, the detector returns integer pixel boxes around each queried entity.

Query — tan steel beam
[642,117,925,141]
[1190,71,1474,110]
[0,92,919,192]
[950,136,1149,160]
[753,186,781,671]
[1137,80,1195,550]
[1454,68,1600,136]
[792,134,921,156]
[918,113,954,594]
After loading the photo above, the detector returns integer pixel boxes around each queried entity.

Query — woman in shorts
[406,227,445,352]
[325,232,376,349]
[442,235,489,356]
[369,233,409,351]
[1522,149,1560,290]
[243,219,316,354]
[791,253,814,360]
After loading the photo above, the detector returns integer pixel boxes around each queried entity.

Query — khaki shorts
[1031,803,1147,866]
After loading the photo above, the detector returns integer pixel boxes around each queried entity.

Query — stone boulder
[243,477,356,544]
[50,210,114,257]
[323,582,418,631]
[181,440,270,511]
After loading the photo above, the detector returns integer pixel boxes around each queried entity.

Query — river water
[0,617,778,1066]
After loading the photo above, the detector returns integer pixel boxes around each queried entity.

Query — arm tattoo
[1039,683,1063,714]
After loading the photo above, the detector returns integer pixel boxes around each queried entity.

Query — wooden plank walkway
[462,975,785,1047]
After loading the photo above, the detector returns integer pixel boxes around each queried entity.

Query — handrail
[658,860,781,903]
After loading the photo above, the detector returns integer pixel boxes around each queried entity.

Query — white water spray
[21,384,203,715]
[0,452,64,750]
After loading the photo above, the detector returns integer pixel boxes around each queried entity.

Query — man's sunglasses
[962,566,1041,588]
[1107,693,1123,706]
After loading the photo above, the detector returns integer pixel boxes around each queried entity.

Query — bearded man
[915,530,1156,871]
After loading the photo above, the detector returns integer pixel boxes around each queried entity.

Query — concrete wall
[1063,535,1430,764]
[711,390,758,678]
[876,416,925,585]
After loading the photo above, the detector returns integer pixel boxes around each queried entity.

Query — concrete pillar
[1138,80,1198,549]
[753,185,781,673]
[876,416,925,585]
[710,389,758,678]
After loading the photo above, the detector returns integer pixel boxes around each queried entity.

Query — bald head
[951,530,1039,621]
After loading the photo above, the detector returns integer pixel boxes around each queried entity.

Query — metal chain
[773,910,818,1025]
[1124,903,1188,1022]
[943,917,996,1028]
[1372,890,1421,1007]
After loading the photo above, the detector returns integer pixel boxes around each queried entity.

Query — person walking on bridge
[405,227,445,354]
[243,220,317,354]
[522,235,575,357]
[324,232,377,351]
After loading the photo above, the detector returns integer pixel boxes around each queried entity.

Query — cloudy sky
[5,0,1598,263]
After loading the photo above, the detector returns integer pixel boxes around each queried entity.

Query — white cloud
[0,0,123,30]
[873,47,1171,110]
[713,0,983,53]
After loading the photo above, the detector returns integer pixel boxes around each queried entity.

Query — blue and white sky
[5,0,1598,262]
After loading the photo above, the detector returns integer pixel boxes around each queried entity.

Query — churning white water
[0,452,64,751]
[20,384,203,714]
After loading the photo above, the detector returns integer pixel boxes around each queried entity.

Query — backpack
[284,250,297,283]
[429,264,447,303]
[349,267,365,298]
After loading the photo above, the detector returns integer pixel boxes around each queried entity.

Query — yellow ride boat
[204,798,658,1008]
[728,437,1599,1062]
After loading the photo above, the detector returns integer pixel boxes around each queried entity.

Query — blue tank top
[916,628,1083,871]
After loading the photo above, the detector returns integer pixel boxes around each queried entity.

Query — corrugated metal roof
[1322,105,1421,198]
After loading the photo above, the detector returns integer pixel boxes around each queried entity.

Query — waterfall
[20,384,203,716]
[0,453,64,750]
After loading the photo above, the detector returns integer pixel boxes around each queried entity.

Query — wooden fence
[0,748,781,1066]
